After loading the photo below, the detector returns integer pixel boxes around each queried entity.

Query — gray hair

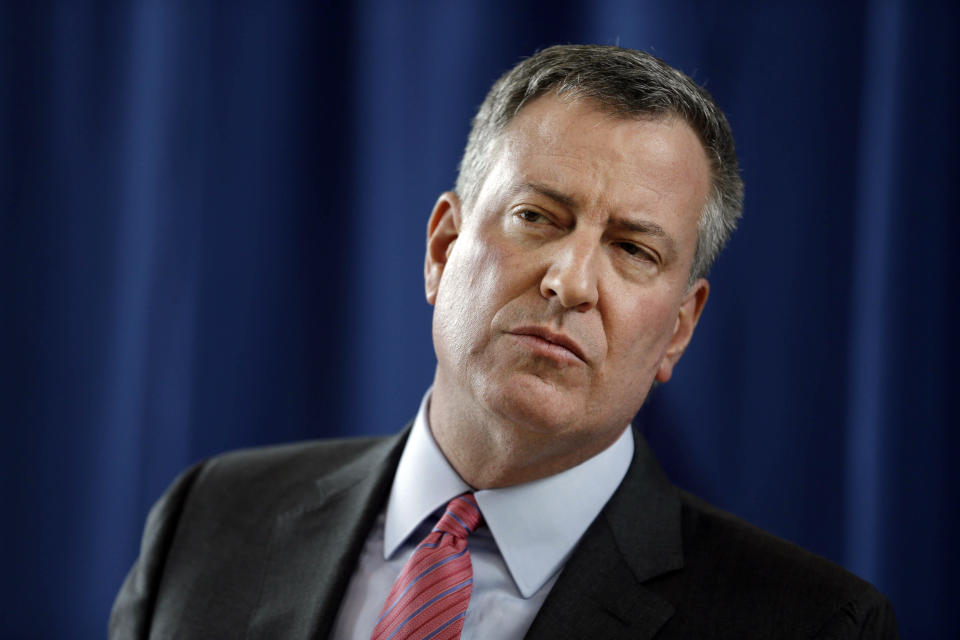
[455,44,744,283]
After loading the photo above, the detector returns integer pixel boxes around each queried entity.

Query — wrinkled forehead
[507,91,702,151]
[488,96,709,202]
[479,97,708,194]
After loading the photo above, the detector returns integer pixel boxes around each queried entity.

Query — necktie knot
[371,493,482,640]
[433,493,482,538]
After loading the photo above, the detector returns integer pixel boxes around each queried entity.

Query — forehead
[476,95,711,240]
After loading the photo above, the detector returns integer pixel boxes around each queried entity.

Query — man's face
[425,95,711,483]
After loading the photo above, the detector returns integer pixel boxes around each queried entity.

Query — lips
[509,325,588,363]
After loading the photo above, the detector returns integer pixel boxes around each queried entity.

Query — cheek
[434,235,510,354]
[605,303,677,372]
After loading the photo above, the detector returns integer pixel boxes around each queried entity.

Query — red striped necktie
[371,493,483,640]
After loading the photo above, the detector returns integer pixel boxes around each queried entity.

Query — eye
[616,241,657,263]
[516,209,549,224]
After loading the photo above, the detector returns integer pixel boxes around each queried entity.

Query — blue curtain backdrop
[1,1,957,637]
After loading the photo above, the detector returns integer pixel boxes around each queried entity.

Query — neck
[427,373,625,489]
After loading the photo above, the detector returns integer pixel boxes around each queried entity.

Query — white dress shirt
[330,390,634,639]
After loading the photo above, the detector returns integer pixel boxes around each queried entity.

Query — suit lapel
[525,432,683,640]
[246,429,408,640]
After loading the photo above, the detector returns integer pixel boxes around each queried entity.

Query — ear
[424,191,462,305]
[655,278,709,383]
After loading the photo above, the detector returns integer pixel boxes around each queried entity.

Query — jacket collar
[525,431,683,639]
[246,428,409,640]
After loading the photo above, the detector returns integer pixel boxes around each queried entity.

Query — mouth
[509,326,588,364]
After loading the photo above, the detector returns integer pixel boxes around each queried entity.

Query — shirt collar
[384,389,634,598]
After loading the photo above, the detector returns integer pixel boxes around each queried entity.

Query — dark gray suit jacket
[110,428,898,639]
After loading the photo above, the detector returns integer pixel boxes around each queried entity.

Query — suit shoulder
[206,435,393,478]
[663,490,897,637]
[678,490,865,591]
[178,433,402,517]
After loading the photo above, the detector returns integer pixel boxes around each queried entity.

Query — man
[111,45,898,639]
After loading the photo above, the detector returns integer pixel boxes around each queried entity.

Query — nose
[539,236,600,311]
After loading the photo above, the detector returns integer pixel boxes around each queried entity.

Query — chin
[477,371,584,434]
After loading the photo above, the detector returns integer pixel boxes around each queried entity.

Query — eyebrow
[611,217,679,262]
[512,181,578,209]
[512,181,680,260]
